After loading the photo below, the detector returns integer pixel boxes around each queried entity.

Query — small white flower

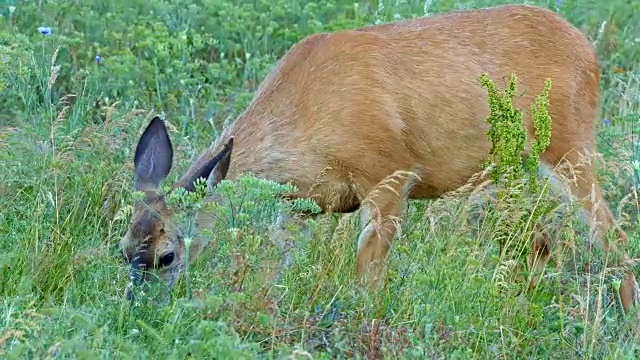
[184,236,193,250]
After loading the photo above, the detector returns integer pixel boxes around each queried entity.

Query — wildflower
[603,118,611,126]
[183,236,193,250]
[37,26,52,35]
[95,55,102,64]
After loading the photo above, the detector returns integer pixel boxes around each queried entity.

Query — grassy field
[2,0,640,358]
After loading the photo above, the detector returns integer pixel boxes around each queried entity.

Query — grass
[2,0,640,358]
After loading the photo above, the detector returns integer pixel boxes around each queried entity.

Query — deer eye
[158,252,175,268]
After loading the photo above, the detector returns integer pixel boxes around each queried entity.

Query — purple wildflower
[37,26,52,35]
[95,55,102,64]
[603,118,611,126]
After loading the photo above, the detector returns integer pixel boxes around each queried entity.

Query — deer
[120,3,639,312]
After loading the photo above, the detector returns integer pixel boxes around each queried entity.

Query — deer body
[122,4,638,311]
[180,5,587,207]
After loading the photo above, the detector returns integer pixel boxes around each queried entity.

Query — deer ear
[207,137,234,192]
[133,117,173,191]
[181,137,234,193]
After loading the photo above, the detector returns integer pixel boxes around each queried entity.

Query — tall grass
[1,0,640,358]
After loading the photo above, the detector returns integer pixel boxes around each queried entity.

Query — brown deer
[120,4,638,311]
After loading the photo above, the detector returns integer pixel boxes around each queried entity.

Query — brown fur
[120,4,638,311]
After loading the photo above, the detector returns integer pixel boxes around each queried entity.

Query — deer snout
[125,247,179,302]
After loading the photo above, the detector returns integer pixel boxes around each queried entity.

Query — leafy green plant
[478,73,556,268]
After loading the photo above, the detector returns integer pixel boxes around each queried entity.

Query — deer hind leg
[356,171,419,287]
[527,229,552,292]
[544,150,639,312]
[525,160,573,292]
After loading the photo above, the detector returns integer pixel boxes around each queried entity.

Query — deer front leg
[356,171,418,287]
[269,209,312,272]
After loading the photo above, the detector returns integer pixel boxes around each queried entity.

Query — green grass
[2,0,640,358]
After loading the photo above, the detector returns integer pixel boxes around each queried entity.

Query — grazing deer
[120,4,638,311]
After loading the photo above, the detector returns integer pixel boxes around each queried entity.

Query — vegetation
[2,0,640,358]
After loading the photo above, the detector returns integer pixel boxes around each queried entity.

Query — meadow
[1,0,640,358]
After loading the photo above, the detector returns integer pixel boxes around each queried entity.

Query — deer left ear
[133,116,173,191]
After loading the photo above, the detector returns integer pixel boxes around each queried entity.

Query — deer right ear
[206,137,233,192]
[133,116,174,191]
[180,137,234,193]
